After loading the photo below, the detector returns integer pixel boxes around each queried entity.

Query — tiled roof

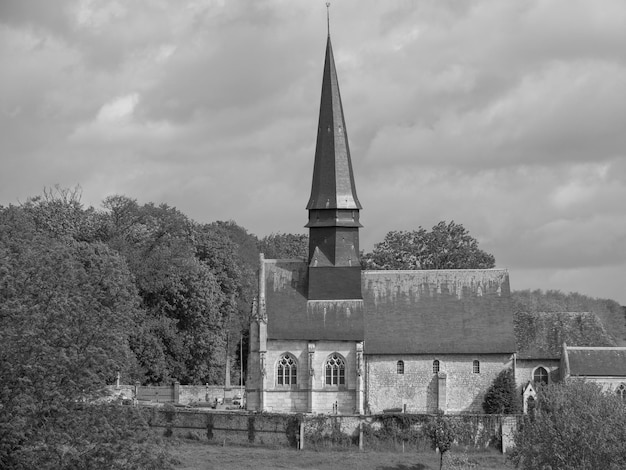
[515,311,614,359]
[362,269,515,354]
[565,347,626,377]
[263,261,516,354]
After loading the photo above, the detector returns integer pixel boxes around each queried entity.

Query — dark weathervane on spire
[326,3,331,36]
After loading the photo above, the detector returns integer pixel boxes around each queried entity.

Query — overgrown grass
[167,438,513,470]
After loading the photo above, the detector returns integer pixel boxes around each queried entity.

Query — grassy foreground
[168,440,513,470]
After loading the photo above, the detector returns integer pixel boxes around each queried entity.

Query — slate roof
[515,311,615,359]
[306,35,361,211]
[262,260,365,341]
[262,260,516,354]
[565,347,626,377]
[362,269,515,354]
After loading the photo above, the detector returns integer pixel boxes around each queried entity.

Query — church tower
[306,33,362,301]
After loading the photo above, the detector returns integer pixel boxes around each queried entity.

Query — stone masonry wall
[262,339,358,414]
[515,359,560,392]
[366,354,512,414]
[148,409,517,452]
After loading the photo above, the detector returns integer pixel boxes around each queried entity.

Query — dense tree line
[361,221,496,270]
[512,289,626,345]
[2,188,624,466]
[0,188,296,388]
[0,187,309,467]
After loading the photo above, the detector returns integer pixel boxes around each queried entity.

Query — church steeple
[306,32,362,301]
[306,35,362,212]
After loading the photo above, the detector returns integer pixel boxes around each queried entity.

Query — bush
[482,368,520,414]
[509,380,626,469]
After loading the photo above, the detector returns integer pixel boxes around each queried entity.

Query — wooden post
[359,420,363,451]
[174,381,180,404]
[134,381,140,406]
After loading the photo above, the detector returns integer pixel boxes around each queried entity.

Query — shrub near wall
[303,415,359,449]
[146,410,508,451]
[362,414,504,452]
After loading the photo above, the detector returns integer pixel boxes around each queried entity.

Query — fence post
[174,381,180,404]
[359,419,363,451]
[134,381,140,406]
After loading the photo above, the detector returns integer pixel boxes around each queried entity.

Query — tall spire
[306,35,362,211]
[306,28,362,301]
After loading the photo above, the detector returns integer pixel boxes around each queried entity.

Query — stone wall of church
[261,339,359,414]
[263,339,310,413]
[514,359,560,390]
[309,341,358,415]
[366,354,512,414]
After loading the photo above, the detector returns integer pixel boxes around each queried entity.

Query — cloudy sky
[1,0,625,303]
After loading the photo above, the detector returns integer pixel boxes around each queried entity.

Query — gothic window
[617,384,626,402]
[433,359,440,374]
[276,354,297,386]
[533,366,549,385]
[325,353,345,386]
[397,360,404,375]
[473,360,480,374]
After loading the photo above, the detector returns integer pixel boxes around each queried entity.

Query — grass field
[168,440,514,470]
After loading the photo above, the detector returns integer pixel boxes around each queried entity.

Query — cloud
[1,0,626,304]
[96,93,138,122]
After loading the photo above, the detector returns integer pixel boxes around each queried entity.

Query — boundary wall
[106,384,245,405]
[146,409,519,453]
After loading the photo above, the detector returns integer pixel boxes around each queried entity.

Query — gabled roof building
[245,31,517,414]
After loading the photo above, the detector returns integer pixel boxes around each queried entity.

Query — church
[245,31,518,415]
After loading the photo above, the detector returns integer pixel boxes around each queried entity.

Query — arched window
[533,366,549,385]
[325,353,345,386]
[433,359,440,374]
[277,354,297,386]
[397,360,404,375]
[617,384,626,402]
[473,360,480,374]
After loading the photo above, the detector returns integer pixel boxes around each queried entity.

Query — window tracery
[277,353,297,386]
[325,353,345,386]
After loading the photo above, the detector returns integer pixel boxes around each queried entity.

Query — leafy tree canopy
[259,233,308,260]
[510,381,626,470]
[363,221,495,270]
[424,414,455,470]
[0,212,171,468]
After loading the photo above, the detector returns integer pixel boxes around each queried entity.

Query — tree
[482,368,520,414]
[363,221,495,270]
[259,233,308,260]
[509,381,626,469]
[424,414,455,470]
[0,210,171,468]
